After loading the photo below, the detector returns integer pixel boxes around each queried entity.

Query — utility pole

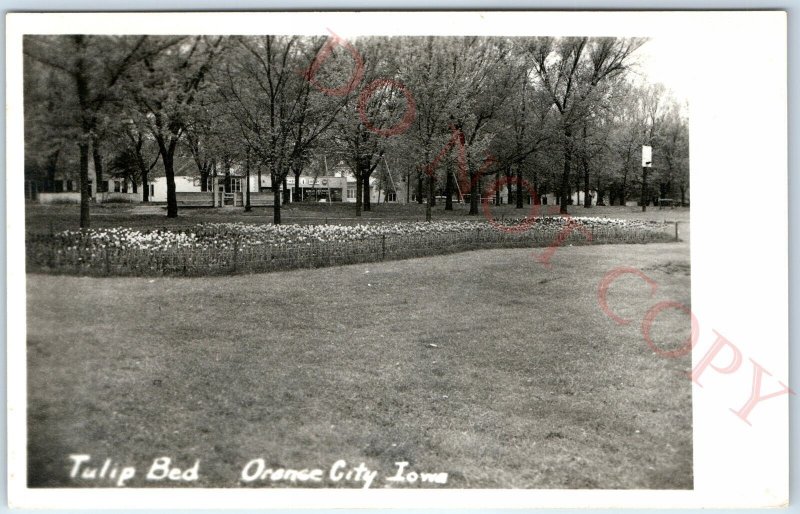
[324,155,330,201]
[406,168,411,204]
[642,145,652,212]
[641,165,647,212]
[245,148,251,212]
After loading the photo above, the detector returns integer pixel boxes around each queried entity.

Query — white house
[539,190,602,207]
[31,154,410,208]
[148,176,208,203]
[35,174,140,205]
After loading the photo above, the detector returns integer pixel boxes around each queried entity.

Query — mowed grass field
[26,240,692,489]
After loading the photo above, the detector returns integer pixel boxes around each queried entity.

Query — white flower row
[53,218,669,252]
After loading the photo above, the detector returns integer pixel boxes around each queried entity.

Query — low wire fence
[26,222,678,277]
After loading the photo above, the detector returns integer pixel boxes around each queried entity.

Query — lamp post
[642,145,652,212]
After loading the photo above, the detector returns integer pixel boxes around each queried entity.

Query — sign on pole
[642,145,653,168]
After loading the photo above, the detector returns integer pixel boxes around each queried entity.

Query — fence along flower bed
[26,219,678,277]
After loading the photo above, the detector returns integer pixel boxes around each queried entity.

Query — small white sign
[642,145,653,167]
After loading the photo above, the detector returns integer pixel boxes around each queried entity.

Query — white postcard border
[5,10,789,509]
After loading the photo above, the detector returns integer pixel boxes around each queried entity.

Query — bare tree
[23,35,153,226]
[529,37,644,213]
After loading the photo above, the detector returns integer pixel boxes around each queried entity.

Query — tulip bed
[26,217,677,276]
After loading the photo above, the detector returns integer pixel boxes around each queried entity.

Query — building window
[114,180,122,193]
[231,179,242,193]
[387,192,397,202]
[54,180,64,192]
[66,180,73,192]
[347,187,356,199]
[122,180,128,193]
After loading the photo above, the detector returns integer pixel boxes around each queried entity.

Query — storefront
[286,176,347,202]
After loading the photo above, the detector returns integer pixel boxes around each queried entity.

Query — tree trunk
[596,176,605,206]
[516,164,524,209]
[45,149,60,192]
[355,171,363,217]
[163,151,178,218]
[272,184,282,224]
[294,169,302,202]
[92,136,104,193]
[79,141,90,228]
[468,172,479,215]
[362,174,371,211]
[469,177,481,216]
[582,156,591,208]
[494,170,501,205]
[416,174,423,204]
[74,40,92,228]
[200,166,209,192]
[680,185,686,207]
[141,170,149,203]
[581,125,591,208]
[155,134,180,218]
[560,128,572,214]
[426,174,434,221]
[245,156,251,212]
[444,164,454,210]
[621,169,628,206]
[282,177,289,205]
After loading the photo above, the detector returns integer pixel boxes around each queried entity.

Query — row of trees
[23,35,689,227]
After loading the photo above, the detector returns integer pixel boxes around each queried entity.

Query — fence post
[48,241,56,269]
[675,221,679,241]
[382,234,386,260]
[232,240,239,273]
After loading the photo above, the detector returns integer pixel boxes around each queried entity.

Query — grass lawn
[25,202,690,234]
[26,241,692,489]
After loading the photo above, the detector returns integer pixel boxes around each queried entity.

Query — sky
[631,36,695,105]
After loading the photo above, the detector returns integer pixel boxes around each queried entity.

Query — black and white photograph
[5,10,790,510]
